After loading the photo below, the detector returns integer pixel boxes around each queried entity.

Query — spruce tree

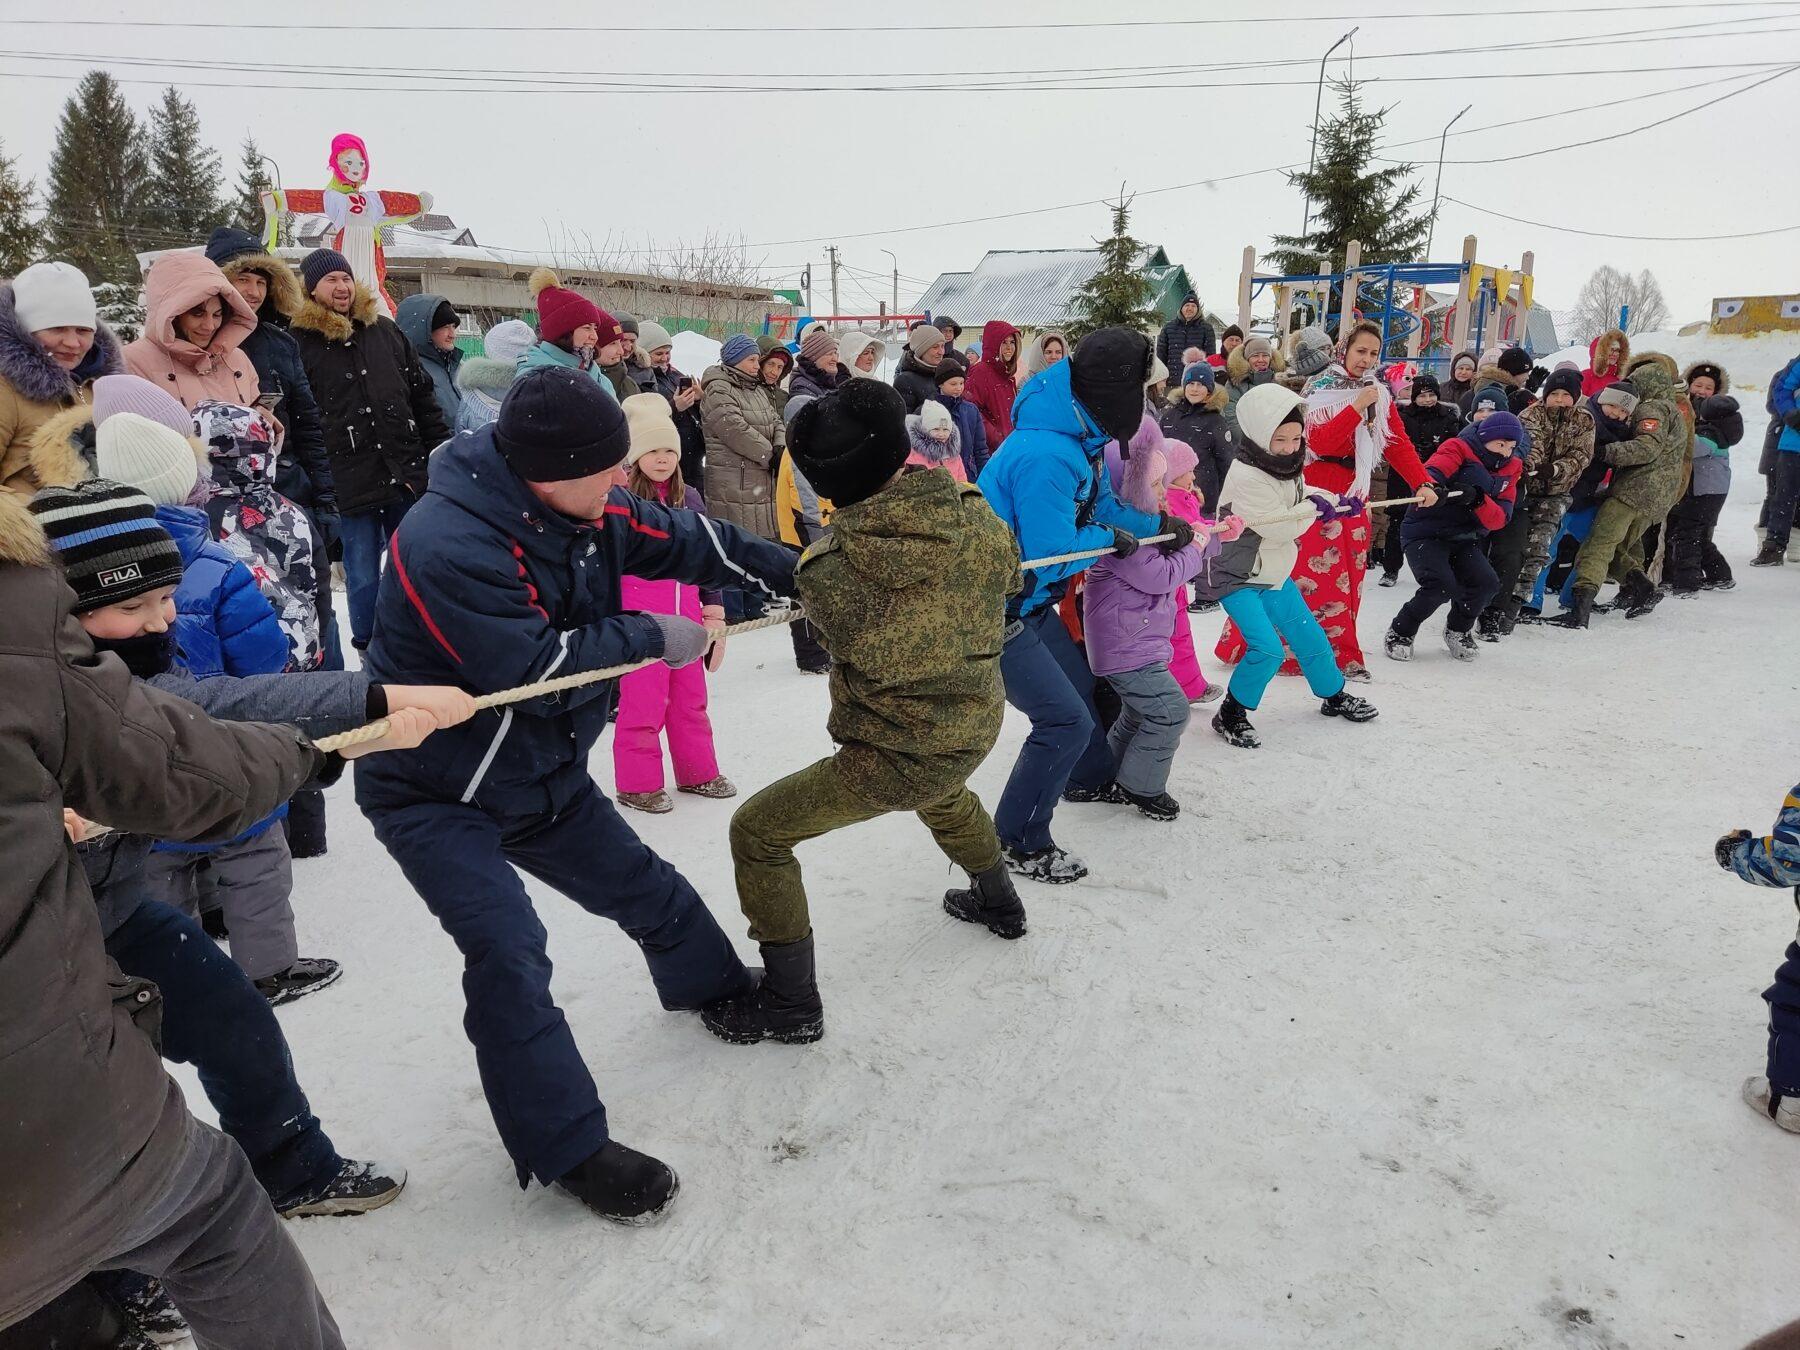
[233,133,273,234]
[1266,79,1430,331]
[145,86,228,242]
[0,138,43,276]
[44,70,151,287]
[1066,192,1160,342]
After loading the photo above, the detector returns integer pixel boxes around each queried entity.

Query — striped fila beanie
[29,479,185,613]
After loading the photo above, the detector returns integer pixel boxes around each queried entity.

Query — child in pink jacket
[612,394,736,814]
[1158,438,1221,706]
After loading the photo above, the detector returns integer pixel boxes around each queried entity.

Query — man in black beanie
[702,380,1028,1046]
[352,366,799,1224]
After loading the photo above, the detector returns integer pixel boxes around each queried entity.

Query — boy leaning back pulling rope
[702,379,1027,1046]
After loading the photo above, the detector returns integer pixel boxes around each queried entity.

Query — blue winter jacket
[1726,783,1800,889]
[157,504,288,679]
[979,358,1160,620]
[517,341,618,403]
[396,293,465,431]
[936,390,991,480]
[1773,355,1800,454]
[354,426,798,814]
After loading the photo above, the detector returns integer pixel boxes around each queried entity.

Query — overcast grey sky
[3,0,1797,332]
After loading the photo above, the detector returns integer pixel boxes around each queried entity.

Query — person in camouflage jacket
[703,381,1026,1048]
[1566,354,1690,620]
[1511,369,1595,606]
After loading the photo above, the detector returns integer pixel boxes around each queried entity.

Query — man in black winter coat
[355,369,798,1224]
[1156,292,1217,375]
[289,248,450,654]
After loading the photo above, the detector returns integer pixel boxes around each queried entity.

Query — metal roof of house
[914,247,1193,330]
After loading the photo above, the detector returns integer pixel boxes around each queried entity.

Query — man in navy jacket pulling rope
[354,367,797,1224]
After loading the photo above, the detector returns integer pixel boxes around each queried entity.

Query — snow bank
[671,329,722,377]
[1544,329,1799,395]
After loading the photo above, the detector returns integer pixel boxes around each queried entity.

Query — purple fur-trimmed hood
[0,281,123,405]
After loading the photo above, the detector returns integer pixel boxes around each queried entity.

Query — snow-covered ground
[170,334,1800,1348]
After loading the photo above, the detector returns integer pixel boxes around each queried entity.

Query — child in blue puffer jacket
[91,401,342,1006]
[1719,784,1800,1133]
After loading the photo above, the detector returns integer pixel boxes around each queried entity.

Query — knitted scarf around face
[1302,361,1394,495]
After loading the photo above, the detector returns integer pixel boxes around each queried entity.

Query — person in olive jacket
[289,248,449,652]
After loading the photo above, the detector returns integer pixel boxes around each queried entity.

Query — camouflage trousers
[1512,492,1570,603]
[729,753,1002,945]
[1573,496,1652,592]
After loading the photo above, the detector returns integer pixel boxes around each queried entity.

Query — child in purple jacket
[1081,444,1228,821]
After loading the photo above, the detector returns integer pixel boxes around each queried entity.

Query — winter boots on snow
[1062,780,1127,805]
[1443,628,1478,661]
[617,790,674,814]
[1321,690,1378,722]
[1001,844,1088,884]
[1383,629,1412,662]
[943,861,1028,938]
[557,1139,680,1224]
[1118,786,1181,822]
[679,775,737,799]
[1618,569,1663,619]
[1753,540,1787,567]
[1553,586,1596,629]
[276,1157,407,1218]
[1212,694,1260,749]
[256,957,342,1007]
[1744,1075,1800,1133]
[701,934,825,1045]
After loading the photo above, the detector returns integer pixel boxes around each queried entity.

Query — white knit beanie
[97,412,202,507]
[12,261,98,333]
[622,392,681,465]
[482,319,536,367]
[918,399,953,434]
[637,320,673,354]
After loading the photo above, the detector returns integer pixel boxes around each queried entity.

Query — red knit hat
[528,267,620,346]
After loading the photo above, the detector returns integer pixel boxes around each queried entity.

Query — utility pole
[827,246,841,326]
[881,248,899,323]
[801,263,812,315]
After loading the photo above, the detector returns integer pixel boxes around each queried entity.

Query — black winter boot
[701,934,824,1045]
[1117,785,1181,821]
[557,1139,679,1224]
[1621,569,1663,619]
[1211,693,1259,749]
[1320,690,1378,722]
[1553,586,1596,629]
[1491,595,1521,636]
[1475,608,1502,643]
[1753,540,1787,567]
[944,861,1028,938]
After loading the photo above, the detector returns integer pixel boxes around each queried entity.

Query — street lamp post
[1300,27,1358,242]
[880,248,899,323]
[1426,104,1471,259]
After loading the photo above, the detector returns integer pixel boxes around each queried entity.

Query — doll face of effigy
[335,147,367,185]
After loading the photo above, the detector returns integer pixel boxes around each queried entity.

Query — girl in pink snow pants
[612,394,736,814]
[1160,438,1220,705]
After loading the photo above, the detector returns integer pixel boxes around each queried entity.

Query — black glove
[1110,528,1140,558]
[1786,410,1800,433]
[1525,366,1549,394]
[1155,512,1196,556]
[1462,484,1488,511]
[1717,829,1751,870]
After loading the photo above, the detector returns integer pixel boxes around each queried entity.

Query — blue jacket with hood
[156,503,288,679]
[354,426,797,814]
[396,292,465,431]
[978,358,1159,620]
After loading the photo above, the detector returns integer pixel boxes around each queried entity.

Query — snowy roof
[914,246,1193,330]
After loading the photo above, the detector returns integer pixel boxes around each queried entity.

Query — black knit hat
[301,248,353,295]
[31,479,185,613]
[1497,346,1533,378]
[1412,372,1441,399]
[1069,328,1153,441]
[1543,367,1583,402]
[933,362,966,388]
[789,380,910,508]
[496,368,630,482]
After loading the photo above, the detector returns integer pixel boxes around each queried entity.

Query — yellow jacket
[776,451,834,548]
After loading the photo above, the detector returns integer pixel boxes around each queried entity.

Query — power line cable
[10,3,1800,33]
[1441,196,1800,240]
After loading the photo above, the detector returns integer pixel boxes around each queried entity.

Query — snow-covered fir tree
[232,133,273,234]
[1067,194,1160,342]
[45,70,151,288]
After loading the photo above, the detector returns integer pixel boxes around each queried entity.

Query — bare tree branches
[1570,265,1670,342]
[539,227,782,336]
